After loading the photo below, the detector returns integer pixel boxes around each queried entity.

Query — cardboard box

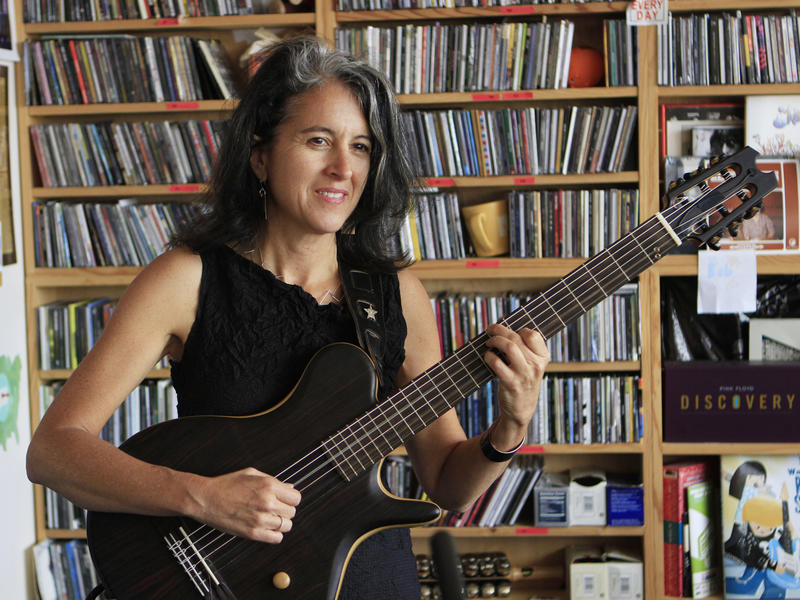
[606,476,644,527]
[663,361,800,442]
[569,469,607,526]
[534,472,570,527]
[567,546,608,600]
[606,560,643,600]
[567,547,643,600]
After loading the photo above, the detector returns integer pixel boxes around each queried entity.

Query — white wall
[0,56,36,599]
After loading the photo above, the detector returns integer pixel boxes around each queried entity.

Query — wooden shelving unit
[15,1,800,599]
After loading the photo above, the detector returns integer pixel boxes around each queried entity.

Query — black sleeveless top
[171,244,421,599]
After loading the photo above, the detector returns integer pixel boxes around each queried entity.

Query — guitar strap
[338,256,387,389]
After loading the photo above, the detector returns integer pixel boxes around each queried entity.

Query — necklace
[256,246,343,305]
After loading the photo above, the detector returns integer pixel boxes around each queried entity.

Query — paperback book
[721,455,800,600]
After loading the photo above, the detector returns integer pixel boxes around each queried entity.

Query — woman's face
[250,80,373,239]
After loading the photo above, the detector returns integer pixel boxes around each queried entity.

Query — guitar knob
[668,178,684,190]
[710,155,722,164]
[272,571,291,589]
[707,238,721,251]
[744,205,761,219]
[727,222,740,237]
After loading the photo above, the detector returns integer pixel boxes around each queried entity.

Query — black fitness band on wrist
[479,425,525,462]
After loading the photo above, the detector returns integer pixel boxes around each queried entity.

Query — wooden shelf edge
[27,99,237,117]
[26,267,142,286]
[546,360,641,373]
[659,82,800,98]
[663,442,800,456]
[44,528,87,539]
[411,525,645,538]
[390,441,643,457]
[411,257,589,279]
[24,12,315,34]
[398,87,638,106]
[29,172,638,197]
[654,254,800,276]
[526,442,644,454]
[668,0,800,12]
[418,172,639,188]
[31,184,207,198]
[37,368,170,380]
[25,88,638,116]
[335,2,632,22]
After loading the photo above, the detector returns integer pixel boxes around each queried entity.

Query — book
[663,460,713,597]
[660,102,744,160]
[687,481,721,598]
[745,95,800,158]
[721,455,800,600]
[748,318,800,360]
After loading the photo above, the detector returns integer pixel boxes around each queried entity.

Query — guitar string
[171,180,737,573]
[172,223,719,576]
[169,168,750,575]
[170,175,741,571]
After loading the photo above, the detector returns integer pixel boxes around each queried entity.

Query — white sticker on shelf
[696,249,757,314]
[626,0,668,26]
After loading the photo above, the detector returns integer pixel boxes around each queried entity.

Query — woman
[27,36,549,598]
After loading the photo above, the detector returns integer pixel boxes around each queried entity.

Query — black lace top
[170,244,421,599]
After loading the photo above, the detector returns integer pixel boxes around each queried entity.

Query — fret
[580,262,608,297]
[325,431,358,482]
[458,344,484,389]
[348,423,373,471]
[560,278,587,312]
[363,405,394,453]
[408,378,440,424]
[388,398,416,440]
[604,248,630,280]
[630,230,655,265]
[517,303,543,336]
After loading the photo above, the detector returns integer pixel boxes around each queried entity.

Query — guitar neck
[323,211,679,481]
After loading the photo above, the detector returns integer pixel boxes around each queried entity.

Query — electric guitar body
[87,344,441,599]
[87,148,780,600]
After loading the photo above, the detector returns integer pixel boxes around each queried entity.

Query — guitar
[87,147,777,599]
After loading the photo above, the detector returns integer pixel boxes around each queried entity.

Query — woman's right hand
[188,467,302,543]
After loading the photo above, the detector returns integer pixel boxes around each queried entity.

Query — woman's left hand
[483,323,550,442]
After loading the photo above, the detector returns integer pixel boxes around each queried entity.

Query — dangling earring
[259,179,268,221]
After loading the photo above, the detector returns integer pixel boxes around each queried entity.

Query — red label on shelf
[166,101,200,110]
[518,445,545,454]
[471,93,501,102]
[465,260,500,268]
[169,184,201,193]
[500,6,536,13]
[503,91,534,100]
[425,177,455,187]
[513,176,536,185]
[157,17,180,25]
[514,527,549,535]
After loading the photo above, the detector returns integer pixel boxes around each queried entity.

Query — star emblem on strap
[363,304,378,321]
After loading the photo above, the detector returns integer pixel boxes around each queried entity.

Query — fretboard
[325,212,678,481]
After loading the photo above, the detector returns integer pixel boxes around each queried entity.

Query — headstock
[661,147,778,251]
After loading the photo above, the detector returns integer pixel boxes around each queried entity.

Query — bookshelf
[15,1,800,600]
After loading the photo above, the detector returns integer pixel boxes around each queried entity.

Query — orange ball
[568,47,605,88]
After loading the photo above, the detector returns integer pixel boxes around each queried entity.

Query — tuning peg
[707,236,721,251]
[744,204,761,219]
[669,178,684,190]
[727,221,740,237]
[710,155,722,164]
